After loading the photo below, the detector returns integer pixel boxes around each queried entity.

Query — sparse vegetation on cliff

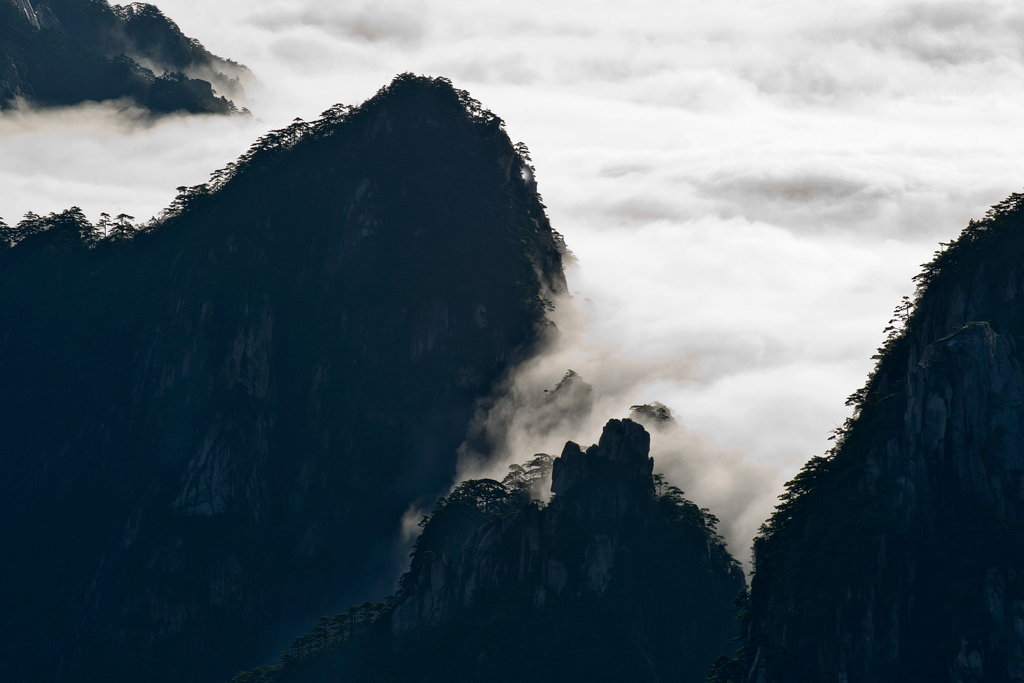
[228,420,744,683]
[0,74,567,683]
[713,191,1024,682]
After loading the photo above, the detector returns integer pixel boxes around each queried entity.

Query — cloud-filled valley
[5,0,1024,564]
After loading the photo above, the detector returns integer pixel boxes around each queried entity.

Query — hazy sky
[5,0,1024,561]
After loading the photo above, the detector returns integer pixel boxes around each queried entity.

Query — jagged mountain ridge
[0,74,566,682]
[1,0,249,113]
[231,419,744,683]
[711,193,1024,682]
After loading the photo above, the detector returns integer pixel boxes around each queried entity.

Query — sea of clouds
[5,0,1024,565]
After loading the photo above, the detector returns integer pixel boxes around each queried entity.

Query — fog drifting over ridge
[5,0,1024,563]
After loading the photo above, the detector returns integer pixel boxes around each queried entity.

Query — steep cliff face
[391,419,661,634]
[0,0,248,113]
[9,0,61,28]
[0,75,566,682]
[241,419,745,683]
[717,194,1024,683]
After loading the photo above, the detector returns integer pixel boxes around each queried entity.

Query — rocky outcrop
[377,419,743,683]
[0,75,566,683]
[393,420,656,631]
[728,195,1024,683]
[552,419,654,497]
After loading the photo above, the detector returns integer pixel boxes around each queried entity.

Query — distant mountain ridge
[0,0,250,114]
[0,74,566,682]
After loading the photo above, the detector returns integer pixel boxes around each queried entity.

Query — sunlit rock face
[0,75,566,683]
[725,197,1024,683]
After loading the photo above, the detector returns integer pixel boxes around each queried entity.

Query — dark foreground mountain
[230,419,745,683]
[0,74,566,682]
[1,0,249,114]
[710,193,1024,682]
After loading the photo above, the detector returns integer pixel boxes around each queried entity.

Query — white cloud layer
[5,0,1024,564]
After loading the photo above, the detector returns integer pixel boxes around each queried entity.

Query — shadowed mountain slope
[710,192,1024,682]
[1,0,249,114]
[230,419,745,683]
[0,74,566,682]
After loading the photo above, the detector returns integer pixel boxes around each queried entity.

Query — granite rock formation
[238,419,745,683]
[392,419,661,632]
[0,75,566,682]
[714,193,1024,683]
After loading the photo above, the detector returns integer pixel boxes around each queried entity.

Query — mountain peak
[552,418,655,498]
[0,76,566,683]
